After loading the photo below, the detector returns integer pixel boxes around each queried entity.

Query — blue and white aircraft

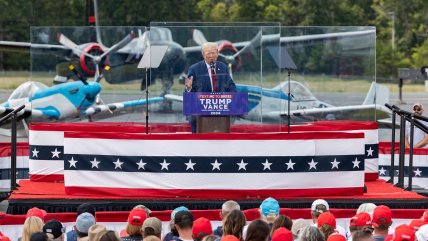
[0,79,163,121]
[165,80,391,122]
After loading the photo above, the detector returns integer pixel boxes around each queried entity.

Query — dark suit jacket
[187,60,236,92]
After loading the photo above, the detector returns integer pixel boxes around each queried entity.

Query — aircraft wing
[288,104,391,116]
[83,97,164,116]
[0,41,70,56]
[183,29,376,53]
[256,104,391,123]
[164,94,183,102]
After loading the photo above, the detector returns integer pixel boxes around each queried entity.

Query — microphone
[210,61,215,69]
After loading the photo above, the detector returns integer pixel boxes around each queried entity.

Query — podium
[196,116,231,133]
[183,92,248,133]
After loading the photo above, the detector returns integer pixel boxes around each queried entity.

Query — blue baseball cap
[76,212,96,233]
[171,206,189,220]
[260,197,280,216]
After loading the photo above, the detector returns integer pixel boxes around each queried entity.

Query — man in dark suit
[184,42,236,92]
[184,42,237,133]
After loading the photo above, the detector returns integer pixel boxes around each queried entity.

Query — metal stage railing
[385,104,428,191]
[0,105,26,192]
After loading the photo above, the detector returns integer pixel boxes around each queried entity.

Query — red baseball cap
[0,232,10,241]
[408,219,427,231]
[317,212,336,228]
[26,207,47,221]
[327,233,346,241]
[192,217,213,239]
[421,210,428,222]
[127,209,147,226]
[372,205,392,227]
[392,224,415,241]
[350,212,372,227]
[272,227,293,241]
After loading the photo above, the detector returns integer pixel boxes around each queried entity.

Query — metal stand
[137,44,169,134]
[0,105,26,191]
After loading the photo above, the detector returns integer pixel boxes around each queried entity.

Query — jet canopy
[273,80,317,101]
[8,81,48,100]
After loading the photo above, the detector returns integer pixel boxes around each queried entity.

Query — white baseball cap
[311,199,329,212]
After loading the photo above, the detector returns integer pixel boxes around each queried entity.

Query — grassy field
[0,71,424,94]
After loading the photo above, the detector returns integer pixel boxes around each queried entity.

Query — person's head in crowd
[372,205,392,235]
[272,215,293,236]
[260,197,280,224]
[26,207,47,222]
[327,234,346,241]
[291,219,310,241]
[317,212,336,241]
[169,206,189,237]
[96,230,121,241]
[409,210,428,231]
[391,224,415,241]
[142,217,162,238]
[75,212,96,238]
[143,235,162,241]
[222,235,241,241]
[43,219,65,241]
[192,217,213,241]
[356,203,377,219]
[175,210,195,240]
[245,219,271,241]
[416,224,428,241]
[203,235,220,241]
[311,199,329,224]
[30,232,48,241]
[421,210,428,223]
[76,203,96,218]
[86,224,107,241]
[221,200,241,220]
[349,212,372,235]
[352,230,374,241]
[223,209,247,241]
[409,219,427,232]
[133,204,151,218]
[125,208,146,237]
[272,227,293,241]
[298,226,325,241]
[22,216,44,241]
[413,103,424,115]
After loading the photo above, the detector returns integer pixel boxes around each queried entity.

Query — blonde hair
[265,213,276,224]
[21,216,44,241]
[125,223,142,236]
[144,236,161,241]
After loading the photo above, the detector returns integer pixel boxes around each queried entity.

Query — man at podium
[184,42,236,93]
[184,42,237,133]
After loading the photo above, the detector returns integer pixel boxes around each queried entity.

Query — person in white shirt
[405,103,428,148]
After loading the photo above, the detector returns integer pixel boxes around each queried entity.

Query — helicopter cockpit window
[8,81,48,100]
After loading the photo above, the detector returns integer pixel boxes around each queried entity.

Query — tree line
[0,0,427,79]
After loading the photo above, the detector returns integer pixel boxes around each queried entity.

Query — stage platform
[5,179,428,215]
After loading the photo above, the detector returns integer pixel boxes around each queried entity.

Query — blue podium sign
[183,92,248,116]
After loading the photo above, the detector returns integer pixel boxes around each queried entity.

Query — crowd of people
[4,198,428,241]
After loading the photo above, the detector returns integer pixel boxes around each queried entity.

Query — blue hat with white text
[171,206,189,220]
[260,197,280,216]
